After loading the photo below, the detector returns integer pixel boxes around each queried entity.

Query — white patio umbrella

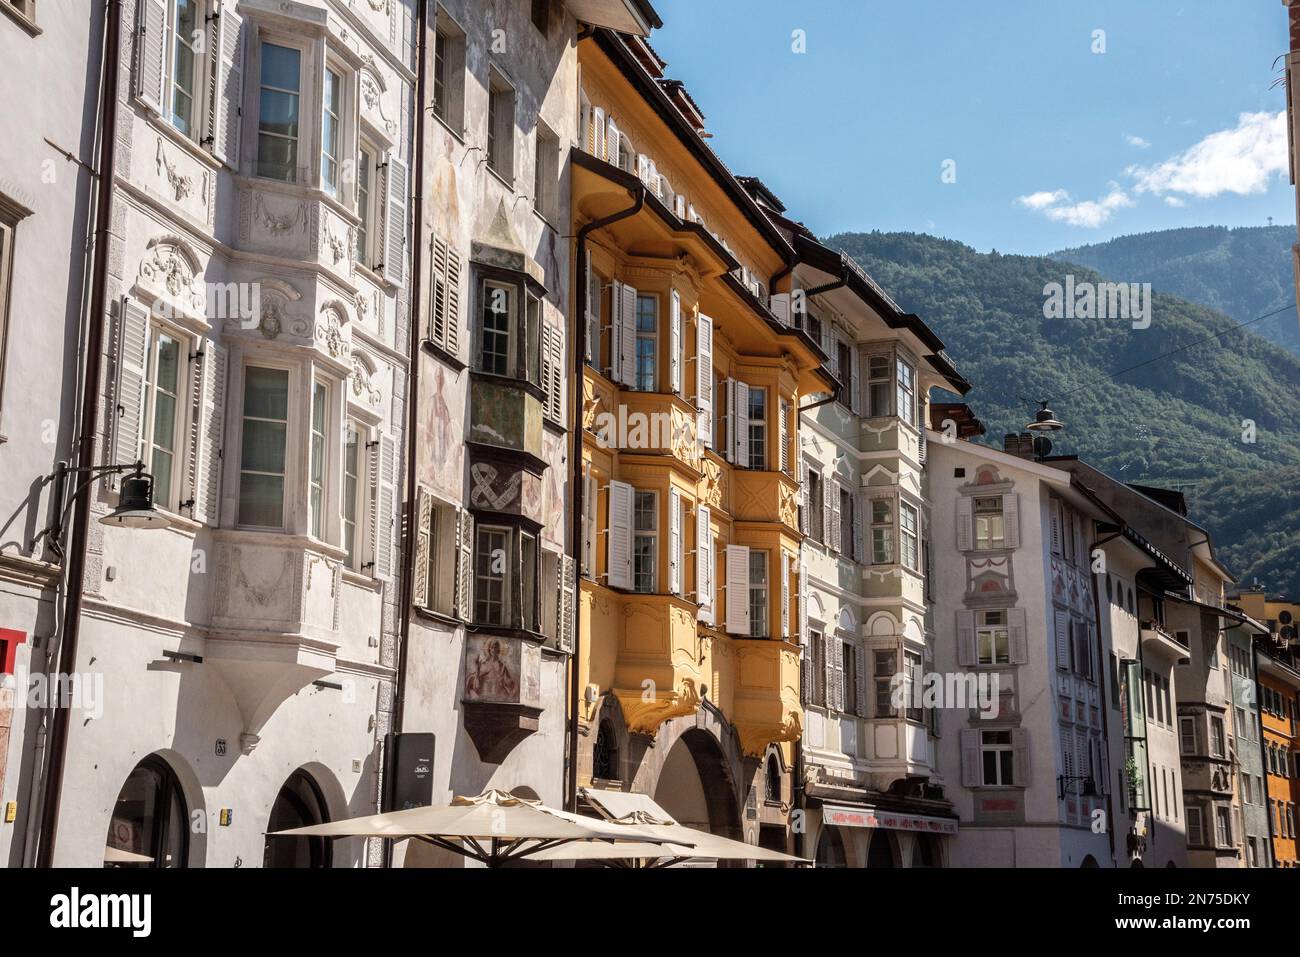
[103,846,154,865]
[267,788,682,867]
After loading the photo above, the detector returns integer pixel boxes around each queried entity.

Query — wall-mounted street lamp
[1026,400,1064,461]
[33,460,170,560]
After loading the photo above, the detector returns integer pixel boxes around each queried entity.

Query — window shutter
[1049,499,1062,555]
[669,290,682,396]
[193,339,227,525]
[830,632,845,712]
[956,495,972,551]
[732,381,750,468]
[724,544,750,636]
[769,293,790,326]
[372,431,398,581]
[584,254,597,363]
[960,729,981,786]
[618,282,637,388]
[1054,608,1070,670]
[134,0,167,114]
[830,482,842,553]
[1012,728,1030,786]
[696,505,712,623]
[854,643,867,717]
[412,486,432,607]
[1004,494,1020,549]
[798,563,811,700]
[668,488,682,596]
[112,296,150,470]
[592,107,606,159]
[1009,607,1028,664]
[852,489,865,563]
[606,280,622,381]
[382,155,409,287]
[957,610,976,667]
[557,554,575,652]
[780,551,791,639]
[696,314,712,447]
[581,470,596,577]
[847,344,861,415]
[210,7,245,165]
[606,116,619,166]
[828,329,841,382]
[430,237,461,356]
[799,472,810,536]
[821,475,832,549]
[542,324,563,423]
[778,401,789,475]
[607,480,633,590]
[454,508,474,620]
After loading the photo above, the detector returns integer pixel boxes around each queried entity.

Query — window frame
[355,141,378,267]
[342,417,365,570]
[255,39,305,183]
[747,385,767,471]
[308,377,330,540]
[633,292,657,392]
[747,549,768,638]
[236,362,294,531]
[139,323,192,512]
[166,0,204,140]
[486,67,517,182]
[320,64,345,198]
[976,609,1010,666]
[632,489,657,594]
[474,525,512,627]
[973,496,1005,550]
[898,500,920,571]
[980,729,1015,787]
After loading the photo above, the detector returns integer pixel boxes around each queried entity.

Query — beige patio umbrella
[103,846,154,865]
[267,789,682,867]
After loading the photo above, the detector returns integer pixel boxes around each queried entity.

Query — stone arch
[867,610,901,637]
[648,705,745,841]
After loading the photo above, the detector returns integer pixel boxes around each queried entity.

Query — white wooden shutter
[696,505,712,622]
[454,508,474,620]
[960,729,981,786]
[1012,728,1030,786]
[769,293,790,326]
[828,329,841,382]
[607,480,633,590]
[1004,493,1020,548]
[821,475,832,548]
[606,117,620,167]
[799,471,810,535]
[830,632,845,712]
[619,282,636,388]
[412,486,432,607]
[847,344,861,415]
[113,296,150,469]
[1049,499,1063,555]
[956,495,973,551]
[854,643,868,716]
[778,401,789,475]
[372,431,398,581]
[1054,608,1070,670]
[558,554,575,652]
[668,488,682,596]
[669,290,682,396]
[383,155,409,287]
[798,561,811,700]
[194,339,227,524]
[725,544,750,636]
[134,0,167,114]
[581,470,596,576]
[852,489,865,563]
[211,6,245,165]
[830,481,842,553]
[780,551,791,639]
[592,107,606,159]
[696,314,712,447]
[1009,607,1028,664]
[542,324,563,423]
[584,255,597,363]
[957,610,976,667]
[606,280,622,381]
[732,381,750,468]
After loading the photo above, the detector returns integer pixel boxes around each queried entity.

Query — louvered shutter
[372,431,398,581]
[1012,728,1030,786]
[830,482,842,553]
[1054,608,1070,670]
[607,480,633,590]
[454,508,473,620]
[542,324,562,423]
[696,314,712,447]
[798,561,811,701]
[696,505,712,622]
[557,554,575,652]
[113,297,150,470]
[852,489,865,563]
[669,290,682,396]
[830,631,845,712]
[194,339,227,524]
[383,155,409,287]
[725,544,749,636]
[581,470,596,577]
[618,282,636,388]
[956,495,973,551]
[1049,499,1063,555]
[778,401,789,475]
[668,488,682,596]
[606,280,622,381]
[592,107,606,159]
[211,6,244,165]
[847,344,860,415]
[821,475,832,548]
[799,472,810,535]
[960,729,981,786]
[1009,607,1028,664]
[412,486,432,607]
[957,610,976,667]
[769,293,790,326]
[828,329,841,382]
[430,237,448,346]
[780,551,791,639]
[1004,493,1020,548]
[134,0,167,114]
[732,381,749,468]
[584,254,597,363]
[854,643,868,716]
[606,117,620,167]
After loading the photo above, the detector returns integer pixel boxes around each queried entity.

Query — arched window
[105,756,189,868]
[592,719,619,781]
[264,769,332,868]
[765,754,781,803]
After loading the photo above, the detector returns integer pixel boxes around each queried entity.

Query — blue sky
[648,0,1295,254]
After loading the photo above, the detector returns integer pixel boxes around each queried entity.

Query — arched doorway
[264,769,332,868]
[652,728,741,840]
[866,831,897,868]
[910,835,940,868]
[1080,854,1100,868]
[814,825,847,868]
[105,755,189,868]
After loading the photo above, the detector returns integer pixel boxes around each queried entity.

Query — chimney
[1002,432,1036,460]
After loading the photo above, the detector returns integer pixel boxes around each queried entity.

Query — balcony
[1140,620,1189,664]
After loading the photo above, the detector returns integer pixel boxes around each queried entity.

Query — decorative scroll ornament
[155,138,194,201]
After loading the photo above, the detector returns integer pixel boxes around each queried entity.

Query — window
[633,491,656,593]
[106,756,189,869]
[904,650,923,722]
[321,67,343,195]
[355,144,375,264]
[487,70,516,180]
[1186,805,1203,845]
[807,629,826,706]
[521,532,538,632]
[343,421,362,568]
[308,381,328,539]
[839,486,854,562]
[140,327,183,508]
[474,526,509,625]
[843,643,858,714]
[257,43,302,182]
[534,121,559,222]
[748,550,768,638]
[895,358,915,427]
[1215,805,1231,846]
[1210,716,1226,758]
[874,649,896,718]
[747,386,766,470]
[806,470,824,542]
[634,293,656,391]
[871,498,892,564]
[899,501,919,570]
[238,366,289,528]
[167,0,201,137]
[431,13,468,134]
[593,720,618,781]
[1179,716,1196,754]
[867,355,891,417]
[981,730,1014,786]
[479,280,513,376]
[977,610,1010,666]
[835,340,853,408]
[973,497,1004,550]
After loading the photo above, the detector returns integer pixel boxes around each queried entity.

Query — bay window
[474,526,510,626]
[238,366,290,528]
[633,490,656,593]
[141,327,184,508]
[867,354,891,417]
[479,280,513,376]
[320,67,343,196]
[471,522,541,632]
[748,549,768,638]
[747,386,766,470]
[474,272,544,386]
[899,501,919,570]
[874,649,896,718]
[905,650,923,722]
[257,43,302,182]
[634,293,656,391]
[895,357,915,427]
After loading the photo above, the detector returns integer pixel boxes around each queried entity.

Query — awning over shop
[822,804,958,836]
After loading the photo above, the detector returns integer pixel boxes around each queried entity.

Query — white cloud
[1163,196,1187,208]
[1127,110,1287,198]
[1125,134,1151,149]
[1015,187,1134,228]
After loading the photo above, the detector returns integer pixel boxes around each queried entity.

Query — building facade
[1226,618,1273,867]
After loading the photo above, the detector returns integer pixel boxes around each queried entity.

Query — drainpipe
[1253,638,1277,867]
[1090,528,1121,863]
[35,0,122,869]
[567,184,645,812]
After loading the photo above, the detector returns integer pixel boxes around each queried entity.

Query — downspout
[567,182,645,812]
[35,0,122,868]
[1090,528,1121,863]
[1253,638,1277,867]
